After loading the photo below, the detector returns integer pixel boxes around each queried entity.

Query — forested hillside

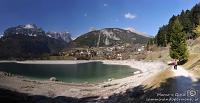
[149,3,200,46]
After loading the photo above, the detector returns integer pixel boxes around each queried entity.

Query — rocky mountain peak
[2,24,72,43]
[23,24,36,29]
[46,32,72,43]
[73,28,150,47]
[4,24,45,37]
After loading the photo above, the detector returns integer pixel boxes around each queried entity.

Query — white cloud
[103,3,108,7]
[124,13,136,19]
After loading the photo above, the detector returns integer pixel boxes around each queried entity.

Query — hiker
[174,59,178,70]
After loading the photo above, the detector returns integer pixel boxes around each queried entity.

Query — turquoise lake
[0,62,138,83]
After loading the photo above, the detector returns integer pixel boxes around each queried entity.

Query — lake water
[0,62,138,83]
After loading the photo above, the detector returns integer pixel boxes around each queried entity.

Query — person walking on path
[174,59,178,70]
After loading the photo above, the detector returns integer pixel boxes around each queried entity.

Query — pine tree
[193,25,200,37]
[169,17,189,64]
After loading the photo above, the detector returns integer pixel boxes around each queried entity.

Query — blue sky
[0,0,199,38]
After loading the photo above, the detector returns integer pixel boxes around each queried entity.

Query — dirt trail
[171,66,197,81]
[143,65,199,89]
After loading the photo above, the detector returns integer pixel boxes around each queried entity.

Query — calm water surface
[0,62,138,83]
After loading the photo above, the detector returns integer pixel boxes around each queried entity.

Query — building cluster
[60,44,146,60]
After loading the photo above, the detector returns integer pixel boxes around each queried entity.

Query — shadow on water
[1,76,200,103]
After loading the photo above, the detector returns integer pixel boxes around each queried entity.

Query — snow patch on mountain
[23,24,34,29]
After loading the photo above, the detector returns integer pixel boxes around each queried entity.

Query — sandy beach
[0,60,167,99]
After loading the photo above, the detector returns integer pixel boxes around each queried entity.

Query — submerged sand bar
[0,60,167,98]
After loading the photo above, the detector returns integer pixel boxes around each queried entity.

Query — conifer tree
[169,17,189,64]
[193,25,200,37]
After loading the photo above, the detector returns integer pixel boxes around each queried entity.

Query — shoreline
[0,60,167,98]
[0,59,166,72]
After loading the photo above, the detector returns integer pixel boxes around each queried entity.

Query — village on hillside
[58,44,147,60]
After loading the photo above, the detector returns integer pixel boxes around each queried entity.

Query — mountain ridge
[72,28,150,47]
[0,24,69,59]
[3,24,72,42]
